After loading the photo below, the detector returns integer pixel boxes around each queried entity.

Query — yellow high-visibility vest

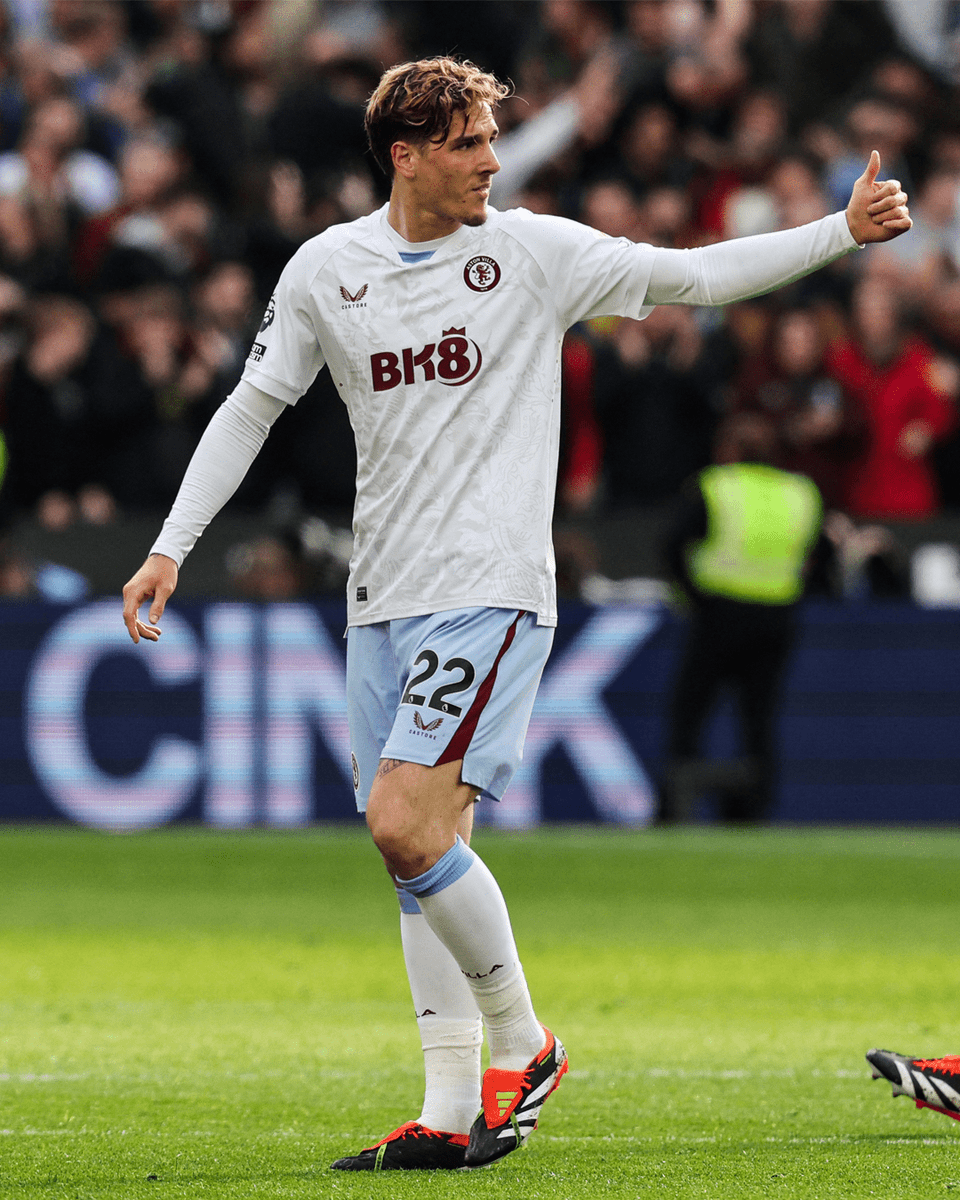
[688,463,822,605]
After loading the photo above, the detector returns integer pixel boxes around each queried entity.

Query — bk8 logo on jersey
[370,327,483,392]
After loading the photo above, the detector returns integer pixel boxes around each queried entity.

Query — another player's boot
[465,1026,568,1167]
[866,1049,960,1122]
[330,1121,469,1170]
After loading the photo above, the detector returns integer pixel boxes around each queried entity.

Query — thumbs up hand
[845,150,912,245]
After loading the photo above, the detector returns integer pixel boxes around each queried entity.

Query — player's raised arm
[122,553,178,643]
[845,150,912,245]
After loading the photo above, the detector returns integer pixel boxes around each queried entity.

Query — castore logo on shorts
[370,327,483,392]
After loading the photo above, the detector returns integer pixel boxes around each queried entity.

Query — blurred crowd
[0,0,958,599]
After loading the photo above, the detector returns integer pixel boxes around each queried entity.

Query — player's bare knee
[372,832,432,882]
[366,801,424,877]
[369,805,457,880]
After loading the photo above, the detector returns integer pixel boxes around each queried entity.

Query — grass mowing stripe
[1,825,958,1198]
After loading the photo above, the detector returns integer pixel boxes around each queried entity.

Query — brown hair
[365,57,511,177]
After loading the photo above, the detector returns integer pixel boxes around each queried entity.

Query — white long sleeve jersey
[152,204,859,627]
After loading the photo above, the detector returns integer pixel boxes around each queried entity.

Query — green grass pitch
[1,824,959,1198]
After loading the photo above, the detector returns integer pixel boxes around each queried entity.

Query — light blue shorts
[346,607,554,812]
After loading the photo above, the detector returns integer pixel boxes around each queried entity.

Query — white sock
[398,839,545,1072]
[399,902,482,1134]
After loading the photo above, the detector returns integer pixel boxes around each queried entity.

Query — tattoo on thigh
[376,758,405,780]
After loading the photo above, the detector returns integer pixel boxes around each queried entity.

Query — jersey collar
[377,205,488,263]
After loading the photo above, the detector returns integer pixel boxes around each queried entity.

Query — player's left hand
[845,150,912,245]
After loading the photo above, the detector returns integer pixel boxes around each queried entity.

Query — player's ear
[391,139,418,181]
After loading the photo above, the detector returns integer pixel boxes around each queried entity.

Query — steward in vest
[659,412,823,823]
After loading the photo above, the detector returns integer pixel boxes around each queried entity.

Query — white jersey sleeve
[242,240,328,403]
[498,209,658,327]
[645,210,859,306]
[150,383,286,565]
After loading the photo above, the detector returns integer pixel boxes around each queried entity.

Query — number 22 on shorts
[401,650,476,717]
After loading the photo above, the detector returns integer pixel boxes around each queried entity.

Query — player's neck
[387,191,461,244]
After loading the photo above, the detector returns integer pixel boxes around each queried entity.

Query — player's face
[410,103,501,232]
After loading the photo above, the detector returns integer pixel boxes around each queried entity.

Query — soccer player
[122,57,911,1171]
